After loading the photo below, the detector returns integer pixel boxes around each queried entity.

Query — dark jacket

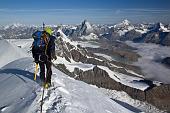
[46,35,56,60]
[32,32,56,62]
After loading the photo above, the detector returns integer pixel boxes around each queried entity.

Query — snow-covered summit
[82,20,93,31]
[114,19,131,28]
[76,20,94,36]
[4,23,25,30]
[159,23,170,32]
[114,19,134,36]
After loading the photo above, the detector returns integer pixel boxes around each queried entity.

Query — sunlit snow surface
[0,58,134,113]
[0,39,28,68]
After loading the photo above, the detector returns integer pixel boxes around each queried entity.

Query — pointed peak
[82,19,91,25]
[80,20,93,31]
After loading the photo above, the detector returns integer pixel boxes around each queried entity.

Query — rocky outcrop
[146,85,170,111]
[144,32,161,44]
[162,33,170,46]
[86,47,140,63]
[162,57,170,67]
[70,49,87,62]
[120,29,142,41]
[73,66,146,100]
[72,66,170,112]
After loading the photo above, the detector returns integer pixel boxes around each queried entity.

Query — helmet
[44,27,52,35]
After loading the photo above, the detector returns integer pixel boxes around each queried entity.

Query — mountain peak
[114,19,131,28]
[4,23,24,29]
[82,20,92,30]
[158,22,170,32]
[122,19,131,25]
[75,20,94,36]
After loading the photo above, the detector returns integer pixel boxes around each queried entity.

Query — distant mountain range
[0,20,170,46]
[65,20,170,46]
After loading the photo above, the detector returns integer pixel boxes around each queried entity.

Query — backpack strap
[42,32,49,55]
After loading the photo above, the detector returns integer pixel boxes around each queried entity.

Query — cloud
[126,41,170,84]
[0,8,113,13]
[120,8,170,13]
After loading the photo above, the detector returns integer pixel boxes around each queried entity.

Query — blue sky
[0,0,170,25]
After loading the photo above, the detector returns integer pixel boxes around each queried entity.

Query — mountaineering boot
[44,83,48,89]
[44,82,51,89]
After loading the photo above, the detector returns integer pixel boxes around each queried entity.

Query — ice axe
[34,63,38,81]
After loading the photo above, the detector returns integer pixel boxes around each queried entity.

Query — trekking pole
[40,86,45,113]
[43,22,45,31]
[40,64,49,113]
[34,63,38,81]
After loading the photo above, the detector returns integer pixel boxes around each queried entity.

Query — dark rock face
[146,85,170,112]
[70,49,87,62]
[86,47,140,63]
[162,33,170,46]
[56,38,72,62]
[132,31,170,46]
[162,57,170,67]
[121,30,142,41]
[74,66,146,101]
[67,20,94,38]
[72,66,170,112]
[68,45,142,77]
[144,32,160,44]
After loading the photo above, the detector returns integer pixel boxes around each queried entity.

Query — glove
[34,60,39,64]
[56,32,60,37]
[33,54,39,63]
[51,52,57,60]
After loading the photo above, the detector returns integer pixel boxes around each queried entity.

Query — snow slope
[0,39,28,68]
[0,57,37,113]
[98,66,149,91]
[6,39,33,53]
[0,57,134,113]
[79,33,98,40]
[76,41,101,48]
[54,56,95,72]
